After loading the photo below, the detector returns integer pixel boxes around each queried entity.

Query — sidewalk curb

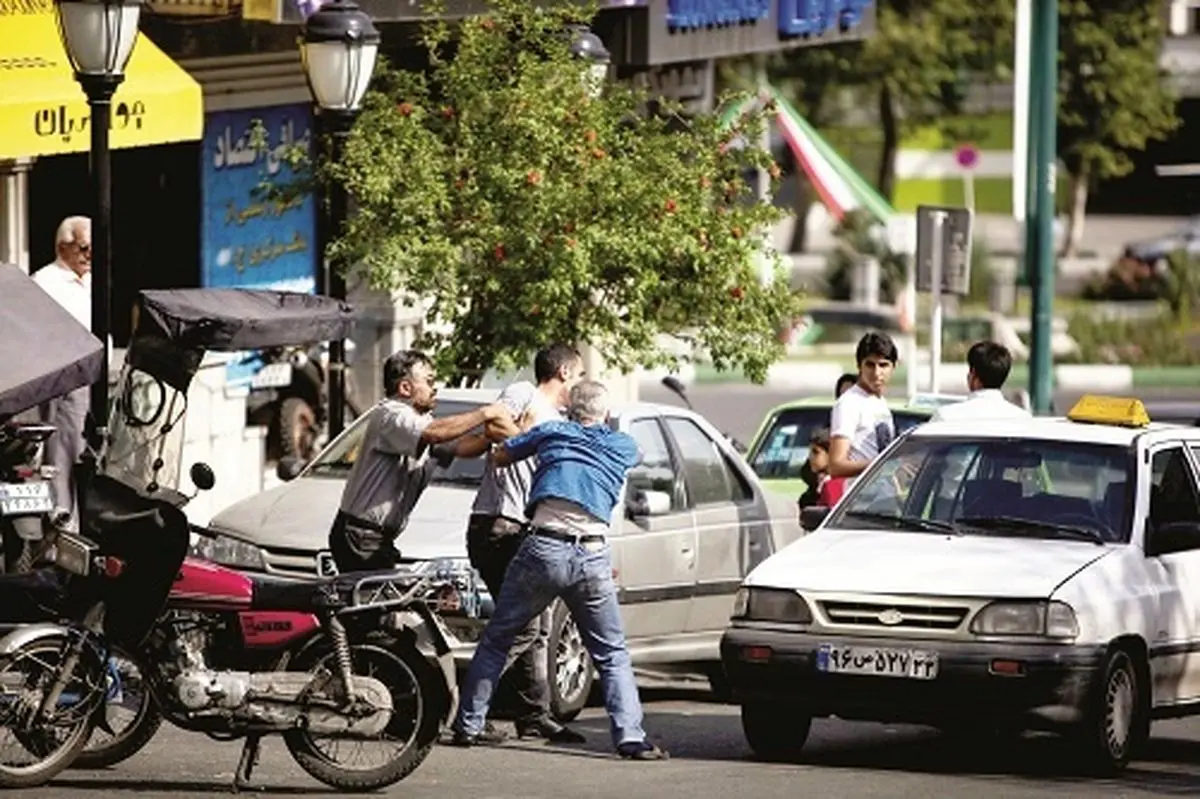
[639,361,1193,393]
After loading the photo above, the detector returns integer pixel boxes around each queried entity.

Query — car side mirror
[189,462,216,492]
[627,489,672,518]
[800,505,830,532]
[1146,520,1200,557]
[276,455,305,483]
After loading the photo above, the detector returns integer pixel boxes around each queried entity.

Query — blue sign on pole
[199,103,318,294]
[666,0,770,31]
[778,0,873,38]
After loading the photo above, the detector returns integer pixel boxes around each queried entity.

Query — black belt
[528,525,606,545]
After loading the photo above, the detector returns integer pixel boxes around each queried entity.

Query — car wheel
[740,702,811,762]
[1071,647,1148,774]
[547,601,592,722]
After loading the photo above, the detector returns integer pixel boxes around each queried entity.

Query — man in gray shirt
[328,350,510,573]
[463,344,584,744]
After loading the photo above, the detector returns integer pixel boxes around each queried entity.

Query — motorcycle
[243,341,362,463]
[0,287,458,790]
[0,422,60,575]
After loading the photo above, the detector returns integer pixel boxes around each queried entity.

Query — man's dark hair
[835,373,857,397]
[534,343,581,384]
[809,427,831,451]
[855,331,898,366]
[967,340,1013,389]
[382,350,432,395]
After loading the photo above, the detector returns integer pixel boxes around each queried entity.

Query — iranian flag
[720,85,894,224]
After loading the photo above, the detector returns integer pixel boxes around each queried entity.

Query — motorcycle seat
[249,573,325,612]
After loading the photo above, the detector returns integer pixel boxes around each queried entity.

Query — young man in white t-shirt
[828,332,899,479]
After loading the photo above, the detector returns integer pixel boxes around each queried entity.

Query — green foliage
[1058,0,1181,185]
[314,0,795,384]
[1067,310,1200,366]
[823,209,908,302]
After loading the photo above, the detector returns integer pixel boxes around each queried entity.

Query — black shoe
[450,722,509,747]
[617,740,669,760]
[515,716,586,744]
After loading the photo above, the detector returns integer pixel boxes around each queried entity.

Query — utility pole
[1024,0,1058,414]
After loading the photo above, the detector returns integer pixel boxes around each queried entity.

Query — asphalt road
[638,383,1197,445]
[43,690,1200,798]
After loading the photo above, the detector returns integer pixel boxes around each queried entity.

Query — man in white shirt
[31,216,93,530]
[930,340,1031,423]
[828,332,898,479]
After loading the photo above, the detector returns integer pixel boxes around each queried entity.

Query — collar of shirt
[966,388,1005,402]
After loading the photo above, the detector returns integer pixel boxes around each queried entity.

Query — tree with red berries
[324,0,796,384]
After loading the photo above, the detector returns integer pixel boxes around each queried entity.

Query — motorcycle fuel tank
[237,611,320,648]
[172,557,253,608]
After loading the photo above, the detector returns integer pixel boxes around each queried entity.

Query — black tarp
[0,264,104,419]
[134,288,356,350]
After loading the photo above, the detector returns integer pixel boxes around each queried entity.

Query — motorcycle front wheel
[74,648,162,769]
[0,632,106,788]
[283,633,445,792]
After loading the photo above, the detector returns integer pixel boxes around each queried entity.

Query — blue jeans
[455,533,647,748]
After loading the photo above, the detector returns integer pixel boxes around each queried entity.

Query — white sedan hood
[208,476,473,561]
[747,528,1116,599]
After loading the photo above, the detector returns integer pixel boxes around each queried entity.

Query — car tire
[547,601,593,722]
[1070,647,1148,775]
[740,701,811,762]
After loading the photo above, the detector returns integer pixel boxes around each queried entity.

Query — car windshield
[748,406,929,480]
[306,400,487,485]
[826,436,1134,544]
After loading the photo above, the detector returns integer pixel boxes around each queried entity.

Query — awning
[0,5,202,160]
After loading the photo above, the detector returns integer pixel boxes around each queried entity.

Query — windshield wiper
[955,515,1106,546]
[843,511,960,535]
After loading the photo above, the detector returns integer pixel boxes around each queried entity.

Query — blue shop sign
[200,103,317,294]
[778,0,873,38]
[666,0,770,31]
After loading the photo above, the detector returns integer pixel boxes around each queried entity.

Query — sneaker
[617,740,669,760]
[515,716,586,744]
[449,721,509,747]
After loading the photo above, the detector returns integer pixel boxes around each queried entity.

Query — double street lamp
[299,0,379,440]
[54,0,143,447]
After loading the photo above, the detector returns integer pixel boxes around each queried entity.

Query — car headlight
[970,600,1079,639]
[731,587,812,624]
[192,534,267,571]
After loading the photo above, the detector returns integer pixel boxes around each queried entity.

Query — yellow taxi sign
[1066,395,1150,428]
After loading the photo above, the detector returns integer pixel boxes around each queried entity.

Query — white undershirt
[32,261,90,329]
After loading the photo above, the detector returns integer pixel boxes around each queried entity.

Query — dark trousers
[328,511,400,574]
[466,514,551,723]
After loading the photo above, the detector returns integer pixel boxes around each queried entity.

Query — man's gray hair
[568,380,611,424]
[55,216,90,247]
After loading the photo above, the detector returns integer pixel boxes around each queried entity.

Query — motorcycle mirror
[660,375,693,409]
[277,456,305,483]
[190,462,216,492]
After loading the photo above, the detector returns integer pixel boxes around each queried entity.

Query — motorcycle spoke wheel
[74,651,162,769]
[284,639,442,791]
[0,638,102,787]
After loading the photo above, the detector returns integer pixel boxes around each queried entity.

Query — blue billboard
[200,103,318,293]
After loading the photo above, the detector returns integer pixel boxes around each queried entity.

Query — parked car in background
[198,388,803,720]
[744,396,942,498]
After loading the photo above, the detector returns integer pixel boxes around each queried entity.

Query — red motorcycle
[0,288,456,790]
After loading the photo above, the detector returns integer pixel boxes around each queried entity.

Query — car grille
[819,600,968,631]
[261,546,322,578]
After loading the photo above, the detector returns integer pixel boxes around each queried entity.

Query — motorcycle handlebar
[96,508,165,529]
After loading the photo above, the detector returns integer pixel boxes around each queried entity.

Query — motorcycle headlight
[970,600,1079,639]
[732,587,812,625]
[192,534,267,571]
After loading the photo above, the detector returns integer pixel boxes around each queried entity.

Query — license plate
[251,362,294,389]
[816,643,939,680]
[0,482,52,516]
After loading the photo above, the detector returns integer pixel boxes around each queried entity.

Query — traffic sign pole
[1026,0,1057,414]
[929,210,946,393]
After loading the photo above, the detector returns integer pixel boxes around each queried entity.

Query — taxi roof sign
[1067,395,1150,428]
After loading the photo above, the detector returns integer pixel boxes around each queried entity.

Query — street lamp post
[54,0,143,447]
[300,0,379,440]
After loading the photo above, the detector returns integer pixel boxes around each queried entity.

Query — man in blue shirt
[450,380,668,760]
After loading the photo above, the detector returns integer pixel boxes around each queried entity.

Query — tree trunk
[876,83,899,202]
[1061,162,1090,258]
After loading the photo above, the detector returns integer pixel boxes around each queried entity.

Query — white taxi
[720,396,1200,774]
